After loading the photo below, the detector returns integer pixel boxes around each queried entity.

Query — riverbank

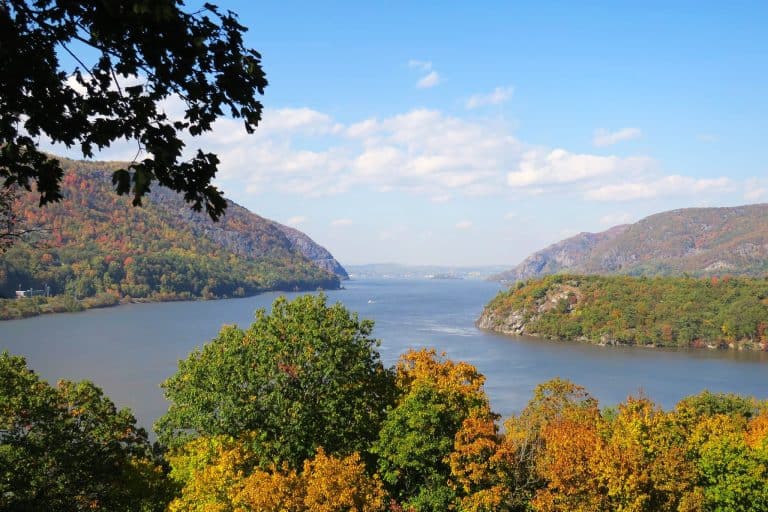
[0,284,339,321]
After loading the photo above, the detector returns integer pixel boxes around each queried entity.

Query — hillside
[0,158,347,314]
[492,204,768,282]
[478,274,768,350]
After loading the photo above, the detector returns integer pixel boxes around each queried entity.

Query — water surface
[1,279,766,434]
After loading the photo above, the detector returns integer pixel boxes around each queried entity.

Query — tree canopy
[0,0,267,220]
[156,294,397,467]
[0,352,173,511]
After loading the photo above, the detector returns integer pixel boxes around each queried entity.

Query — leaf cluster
[1,0,267,219]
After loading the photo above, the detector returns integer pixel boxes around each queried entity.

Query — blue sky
[54,1,768,266]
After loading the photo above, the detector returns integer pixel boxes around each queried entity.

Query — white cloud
[44,83,747,212]
[593,127,642,147]
[585,176,732,201]
[503,212,518,220]
[285,216,306,226]
[378,225,408,241]
[744,179,767,202]
[409,60,440,88]
[466,86,514,109]
[507,149,653,188]
[331,218,353,226]
[198,106,736,208]
[260,108,339,134]
[599,212,633,226]
[455,220,473,230]
[745,188,767,202]
[417,71,440,89]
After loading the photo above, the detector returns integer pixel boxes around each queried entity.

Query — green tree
[373,349,493,511]
[0,352,172,511]
[374,384,462,510]
[156,294,397,468]
[689,415,768,512]
[1,0,267,220]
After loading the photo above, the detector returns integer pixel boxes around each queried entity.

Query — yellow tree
[167,434,255,512]
[531,408,606,512]
[232,464,304,512]
[448,410,518,512]
[302,449,388,512]
[595,397,698,512]
[503,378,599,509]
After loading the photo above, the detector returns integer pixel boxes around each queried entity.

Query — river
[1,278,766,434]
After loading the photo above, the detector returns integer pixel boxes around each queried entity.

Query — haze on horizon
[45,1,768,267]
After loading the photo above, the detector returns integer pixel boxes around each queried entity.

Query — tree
[167,438,389,512]
[688,415,768,512]
[373,349,493,511]
[0,352,172,511]
[156,294,397,468]
[1,0,267,220]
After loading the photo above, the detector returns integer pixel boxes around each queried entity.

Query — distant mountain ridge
[0,158,347,302]
[492,204,768,282]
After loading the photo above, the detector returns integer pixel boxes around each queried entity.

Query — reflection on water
[1,278,766,434]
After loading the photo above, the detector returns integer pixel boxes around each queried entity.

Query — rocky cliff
[149,184,348,280]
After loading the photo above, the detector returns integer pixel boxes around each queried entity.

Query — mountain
[345,263,508,280]
[492,204,768,282]
[0,158,347,303]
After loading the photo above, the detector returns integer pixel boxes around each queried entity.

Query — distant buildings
[15,284,50,299]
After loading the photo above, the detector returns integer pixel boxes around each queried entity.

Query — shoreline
[476,315,767,353]
[0,284,340,322]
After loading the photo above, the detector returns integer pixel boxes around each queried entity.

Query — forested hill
[0,158,347,303]
[478,274,768,350]
[492,204,768,282]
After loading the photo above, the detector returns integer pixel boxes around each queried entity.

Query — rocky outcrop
[476,307,527,335]
[477,283,581,337]
[273,224,349,279]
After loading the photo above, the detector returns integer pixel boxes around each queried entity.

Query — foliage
[484,274,768,348]
[168,438,388,512]
[0,352,172,511]
[157,294,397,468]
[528,390,768,512]
[374,349,494,511]
[0,185,44,252]
[1,0,267,220]
[166,434,254,512]
[0,161,340,314]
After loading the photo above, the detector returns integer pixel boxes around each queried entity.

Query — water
[1,279,766,435]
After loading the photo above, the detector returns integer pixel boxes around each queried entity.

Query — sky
[50,1,768,266]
